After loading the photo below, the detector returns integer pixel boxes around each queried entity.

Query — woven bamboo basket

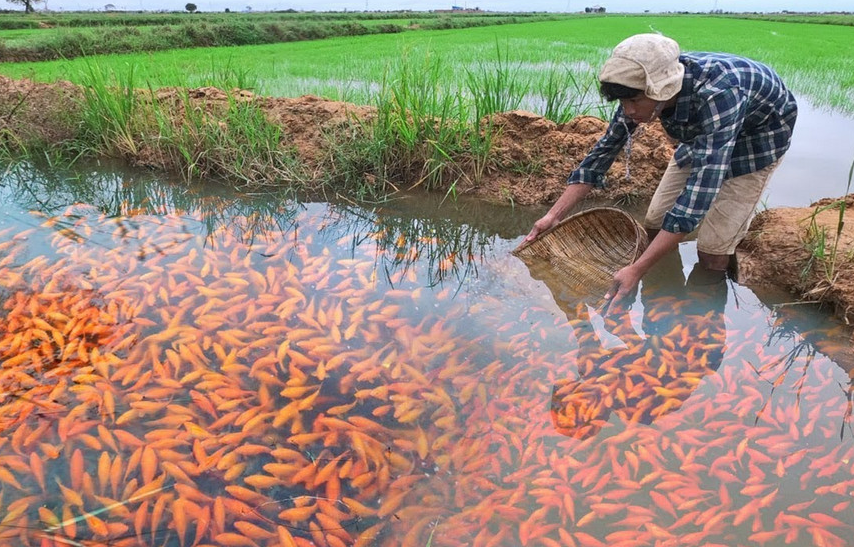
[512,207,649,297]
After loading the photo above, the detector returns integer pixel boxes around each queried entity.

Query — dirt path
[1,76,853,325]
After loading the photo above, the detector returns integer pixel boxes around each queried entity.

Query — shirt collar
[664,57,693,124]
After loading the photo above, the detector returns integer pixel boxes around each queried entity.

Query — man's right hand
[524,214,558,243]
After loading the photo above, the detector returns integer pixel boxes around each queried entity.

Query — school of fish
[0,201,853,547]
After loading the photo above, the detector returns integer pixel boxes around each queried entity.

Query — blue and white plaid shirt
[568,52,798,233]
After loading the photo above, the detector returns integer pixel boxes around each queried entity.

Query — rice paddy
[0,160,852,547]
[2,15,854,115]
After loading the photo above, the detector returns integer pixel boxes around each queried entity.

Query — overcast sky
[3,0,852,13]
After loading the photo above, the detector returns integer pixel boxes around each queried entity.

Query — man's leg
[696,159,782,277]
[643,156,690,239]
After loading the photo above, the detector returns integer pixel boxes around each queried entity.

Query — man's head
[598,33,685,123]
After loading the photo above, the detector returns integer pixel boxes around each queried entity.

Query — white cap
[599,34,685,101]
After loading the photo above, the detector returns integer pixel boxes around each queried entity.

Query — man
[524,33,797,310]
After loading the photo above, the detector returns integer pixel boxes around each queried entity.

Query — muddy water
[1,162,853,547]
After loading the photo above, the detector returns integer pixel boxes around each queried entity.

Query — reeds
[802,158,854,291]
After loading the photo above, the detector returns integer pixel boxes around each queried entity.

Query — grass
[802,159,854,290]
[71,61,309,189]
[78,62,141,156]
[320,49,488,201]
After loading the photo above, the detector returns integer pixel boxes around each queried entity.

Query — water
[0,161,852,547]
[765,99,854,208]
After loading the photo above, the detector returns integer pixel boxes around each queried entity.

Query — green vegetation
[0,11,573,62]
[723,13,854,27]
[2,15,852,115]
[803,160,854,290]
[0,10,574,30]
[71,63,308,189]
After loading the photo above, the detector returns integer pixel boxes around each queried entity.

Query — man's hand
[521,184,594,245]
[524,214,558,243]
[603,264,643,315]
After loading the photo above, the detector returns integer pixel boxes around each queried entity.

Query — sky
[3,0,852,13]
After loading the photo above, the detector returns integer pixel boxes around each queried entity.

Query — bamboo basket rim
[512,207,649,299]
[513,206,645,258]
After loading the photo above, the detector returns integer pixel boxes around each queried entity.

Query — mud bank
[738,195,854,327]
[2,75,853,322]
[0,75,672,206]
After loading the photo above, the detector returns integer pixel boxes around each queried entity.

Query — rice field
[2,15,853,115]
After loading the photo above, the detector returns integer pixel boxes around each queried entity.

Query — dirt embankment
[0,75,672,206]
[1,76,853,324]
[738,196,854,327]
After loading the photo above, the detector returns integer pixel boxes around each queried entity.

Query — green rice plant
[827,159,854,278]
[463,115,498,195]
[149,89,307,189]
[77,61,140,157]
[0,12,563,63]
[320,49,498,202]
[0,122,27,162]
[537,64,601,123]
[195,56,259,91]
[801,158,854,287]
[76,59,305,189]
[464,40,529,122]
[802,218,829,282]
[7,16,854,116]
[370,51,469,190]
[319,116,394,203]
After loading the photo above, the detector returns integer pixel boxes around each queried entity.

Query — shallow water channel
[0,160,853,547]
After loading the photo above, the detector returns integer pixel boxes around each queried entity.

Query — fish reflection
[549,253,729,439]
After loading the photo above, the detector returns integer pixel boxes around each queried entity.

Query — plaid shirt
[569,52,798,233]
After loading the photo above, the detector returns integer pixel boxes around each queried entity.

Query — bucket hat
[598,33,685,101]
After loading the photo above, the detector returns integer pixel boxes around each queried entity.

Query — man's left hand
[603,265,643,315]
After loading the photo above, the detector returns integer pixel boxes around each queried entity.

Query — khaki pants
[644,157,782,255]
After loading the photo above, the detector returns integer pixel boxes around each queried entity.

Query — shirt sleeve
[662,88,748,233]
[567,107,635,189]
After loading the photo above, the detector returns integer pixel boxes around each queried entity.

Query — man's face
[619,94,660,124]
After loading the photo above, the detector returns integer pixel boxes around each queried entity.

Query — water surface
[0,162,852,547]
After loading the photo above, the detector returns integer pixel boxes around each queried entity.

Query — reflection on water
[550,258,729,440]
[764,99,854,208]
[1,162,853,547]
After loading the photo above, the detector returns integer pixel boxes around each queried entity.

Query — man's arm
[604,229,684,313]
[524,183,593,242]
[524,109,635,242]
